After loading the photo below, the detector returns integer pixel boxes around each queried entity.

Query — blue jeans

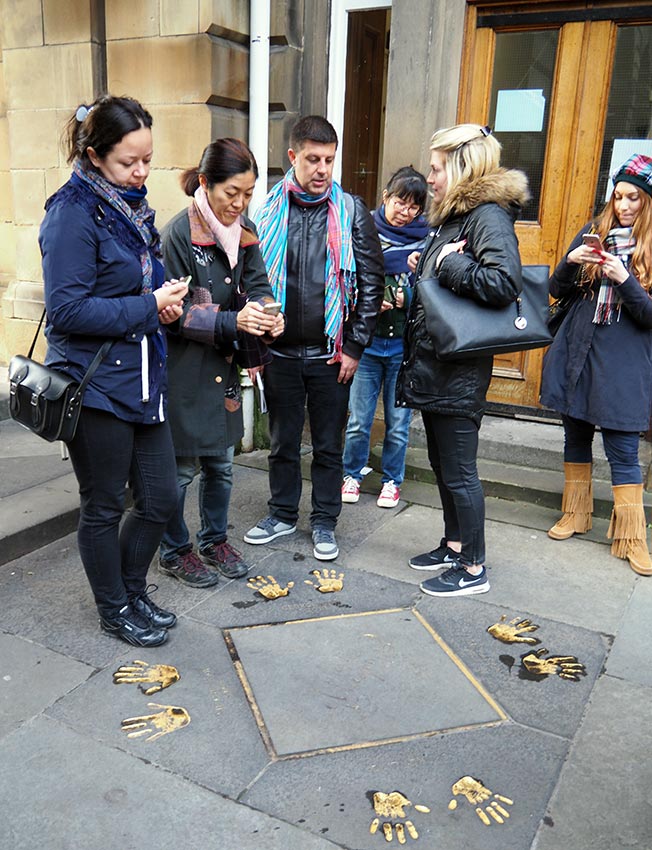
[160,447,235,560]
[562,414,642,485]
[343,339,412,485]
[67,407,178,616]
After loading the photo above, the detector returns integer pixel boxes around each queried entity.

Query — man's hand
[121,703,191,742]
[304,569,344,593]
[449,776,513,826]
[327,352,359,383]
[487,615,540,645]
[113,660,180,694]
[521,648,587,681]
[369,791,430,842]
[247,575,294,600]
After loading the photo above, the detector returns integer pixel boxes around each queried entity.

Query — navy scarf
[373,205,429,277]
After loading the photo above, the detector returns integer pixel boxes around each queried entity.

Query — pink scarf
[193,186,241,270]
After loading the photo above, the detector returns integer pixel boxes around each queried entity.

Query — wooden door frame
[327,0,392,184]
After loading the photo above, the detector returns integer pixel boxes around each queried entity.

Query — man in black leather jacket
[244,115,384,560]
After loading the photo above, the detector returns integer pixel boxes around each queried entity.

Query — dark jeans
[67,407,178,616]
[422,411,485,567]
[562,414,642,485]
[265,355,351,530]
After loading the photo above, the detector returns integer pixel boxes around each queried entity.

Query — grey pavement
[1,422,651,849]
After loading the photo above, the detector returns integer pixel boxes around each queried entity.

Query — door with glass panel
[459,5,652,409]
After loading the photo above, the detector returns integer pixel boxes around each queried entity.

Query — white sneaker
[377,480,400,508]
[341,476,361,503]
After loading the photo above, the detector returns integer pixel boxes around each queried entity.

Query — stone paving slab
[242,723,569,850]
[229,609,502,755]
[604,577,652,688]
[0,716,341,850]
[45,618,270,798]
[186,549,420,628]
[0,631,93,741]
[346,504,637,635]
[533,675,652,850]
[416,597,608,740]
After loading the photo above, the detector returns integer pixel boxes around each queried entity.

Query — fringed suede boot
[608,483,652,576]
[548,462,593,540]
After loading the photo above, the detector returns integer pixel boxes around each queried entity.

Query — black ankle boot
[99,603,168,647]
[130,585,177,629]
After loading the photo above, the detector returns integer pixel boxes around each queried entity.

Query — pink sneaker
[377,480,400,508]
[341,476,361,503]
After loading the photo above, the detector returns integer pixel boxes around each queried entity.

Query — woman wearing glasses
[341,167,428,508]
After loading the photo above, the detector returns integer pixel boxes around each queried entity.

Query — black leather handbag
[418,264,553,360]
[8,311,111,442]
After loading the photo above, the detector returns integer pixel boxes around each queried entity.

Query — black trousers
[68,407,178,615]
[265,355,351,530]
[421,411,485,567]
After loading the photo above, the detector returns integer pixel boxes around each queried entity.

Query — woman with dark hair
[341,166,428,508]
[541,155,652,576]
[40,94,188,646]
[158,138,283,587]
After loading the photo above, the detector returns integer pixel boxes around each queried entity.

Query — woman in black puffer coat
[396,124,529,597]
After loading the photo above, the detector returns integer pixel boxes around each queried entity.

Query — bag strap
[29,308,112,398]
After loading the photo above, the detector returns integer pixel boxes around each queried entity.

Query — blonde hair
[586,188,652,290]
[429,124,502,221]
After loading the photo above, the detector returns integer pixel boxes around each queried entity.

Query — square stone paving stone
[0,716,340,850]
[187,549,420,629]
[45,618,270,798]
[533,675,652,850]
[0,631,94,740]
[228,609,504,755]
[416,596,609,740]
[243,723,569,850]
[604,576,652,688]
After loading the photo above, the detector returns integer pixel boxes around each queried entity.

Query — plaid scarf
[593,227,635,324]
[253,169,357,358]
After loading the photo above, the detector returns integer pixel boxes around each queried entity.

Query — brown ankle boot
[548,462,593,540]
[608,483,652,576]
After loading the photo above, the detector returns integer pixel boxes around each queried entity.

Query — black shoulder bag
[8,311,111,442]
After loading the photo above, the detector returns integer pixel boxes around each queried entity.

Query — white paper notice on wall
[605,139,652,200]
[494,89,545,133]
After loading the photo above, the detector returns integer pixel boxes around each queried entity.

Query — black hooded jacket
[396,168,529,423]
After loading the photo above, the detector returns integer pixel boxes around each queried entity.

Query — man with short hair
[244,115,384,560]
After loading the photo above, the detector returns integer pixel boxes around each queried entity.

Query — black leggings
[421,412,485,567]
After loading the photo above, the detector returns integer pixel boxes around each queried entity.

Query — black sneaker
[420,563,490,597]
[129,584,177,628]
[99,603,169,647]
[158,549,219,588]
[200,541,250,579]
[409,538,461,570]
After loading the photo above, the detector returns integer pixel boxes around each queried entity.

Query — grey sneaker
[312,528,339,561]
[244,515,297,545]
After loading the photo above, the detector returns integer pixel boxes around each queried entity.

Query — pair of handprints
[113,660,190,742]
[247,568,344,598]
[487,616,586,681]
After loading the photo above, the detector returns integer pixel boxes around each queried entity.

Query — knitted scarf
[593,226,635,325]
[253,169,357,359]
[193,186,241,270]
[373,205,429,284]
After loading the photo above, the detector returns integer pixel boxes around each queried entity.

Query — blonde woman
[541,155,652,576]
[397,124,529,597]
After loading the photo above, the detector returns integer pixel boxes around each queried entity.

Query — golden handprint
[113,660,180,694]
[369,790,430,843]
[246,575,294,599]
[487,615,540,645]
[120,703,190,742]
[448,776,513,826]
[304,568,344,593]
[521,648,586,681]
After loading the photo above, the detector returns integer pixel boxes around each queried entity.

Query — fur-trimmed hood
[429,167,530,225]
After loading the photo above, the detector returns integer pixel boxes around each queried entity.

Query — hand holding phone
[582,233,604,253]
[262,301,282,316]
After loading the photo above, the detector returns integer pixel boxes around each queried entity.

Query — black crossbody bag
[8,310,111,442]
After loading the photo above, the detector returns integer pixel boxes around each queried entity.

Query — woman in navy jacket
[40,95,188,646]
[541,154,652,576]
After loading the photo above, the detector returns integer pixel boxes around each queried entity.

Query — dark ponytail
[180,138,258,196]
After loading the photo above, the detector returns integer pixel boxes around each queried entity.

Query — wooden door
[458,3,652,410]
[341,9,389,210]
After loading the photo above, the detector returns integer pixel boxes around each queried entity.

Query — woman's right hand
[407,251,421,272]
[236,301,278,336]
[154,279,189,311]
[567,244,603,266]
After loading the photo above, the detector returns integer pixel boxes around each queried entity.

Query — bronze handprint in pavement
[487,615,541,645]
[113,660,180,694]
[448,776,513,826]
[120,703,191,742]
[246,575,294,599]
[305,568,344,593]
[369,790,430,843]
[520,648,587,681]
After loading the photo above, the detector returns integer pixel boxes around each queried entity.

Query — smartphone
[262,301,282,315]
[383,283,397,306]
[582,233,604,253]
[179,274,192,286]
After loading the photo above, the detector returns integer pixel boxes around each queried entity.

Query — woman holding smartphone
[541,154,652,576]
[158,138,284,587]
